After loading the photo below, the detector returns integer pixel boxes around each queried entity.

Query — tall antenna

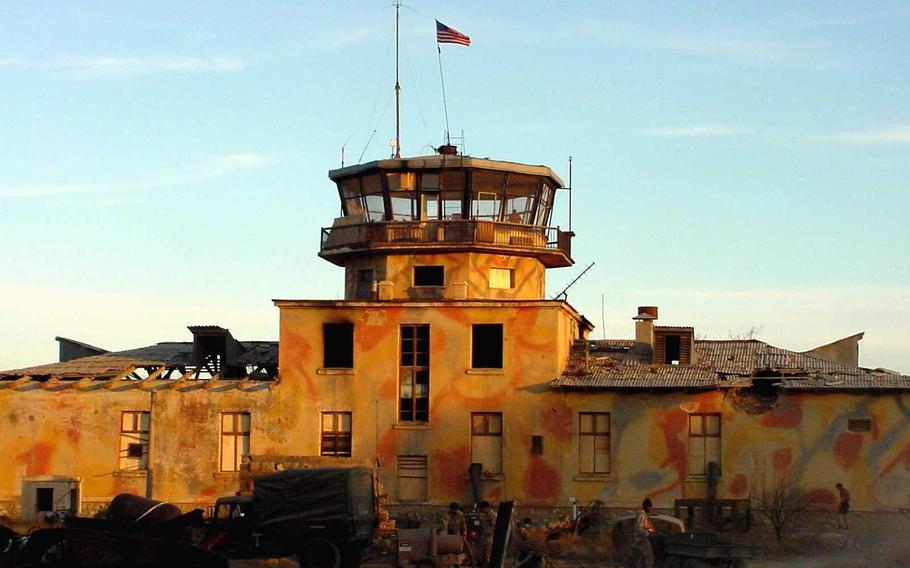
[393,0,402,158]
[554,262,595,301]
[567,156,573,232]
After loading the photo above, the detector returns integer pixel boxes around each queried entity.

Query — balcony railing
[320,220,572,262]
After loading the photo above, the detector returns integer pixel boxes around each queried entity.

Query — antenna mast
[393,0,402,158]
[554,261,595,301]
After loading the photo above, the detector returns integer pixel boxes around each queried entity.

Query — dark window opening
[323,323,354,368]
[414,266,444,287]
[356,269,374,300]
[664,334,681,364]
[531,435,544,456]
[127,443,144,458]
[36,488,54,512]
[472,324,503,368]
[400,325,430,422]
[847,418,872,433]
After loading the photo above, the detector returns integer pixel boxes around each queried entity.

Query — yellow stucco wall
[2,299,908,518]
[343,253,546,300]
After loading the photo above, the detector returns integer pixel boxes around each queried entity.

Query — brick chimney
[633,306,658,347]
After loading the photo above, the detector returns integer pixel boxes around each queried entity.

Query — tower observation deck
[320,153,573,269]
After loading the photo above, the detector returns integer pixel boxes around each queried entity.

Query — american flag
[436,20,471,46]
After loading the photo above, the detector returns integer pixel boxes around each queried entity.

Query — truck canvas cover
[253,467,374,539]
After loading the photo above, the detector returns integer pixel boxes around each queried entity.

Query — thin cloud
[0,58,23,68]
[52,56,246,79]
[571,20,825,64]
[820,125,910,145]
[643,124,751,137]
[0,153,275,199]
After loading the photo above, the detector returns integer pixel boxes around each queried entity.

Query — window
[397,455,428,501]
[847,418,872,433]
[220,412,251,472]
[119,411,150,470]
[489,268,514,290]
[355,269,374,300]
[471,412,503,474]
[321,412,352,456]
[323,323,354,368]
[688,413,721,476]
[35,488,54,513]
[664,335,681,364]
[471,324,503,368]
[400,324,430,422]
[531,435,544,456]
[579,412,611,474]
[653,328,694,365]
[413,265,444,287]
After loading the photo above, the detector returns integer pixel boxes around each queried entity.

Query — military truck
[204,466,376,568]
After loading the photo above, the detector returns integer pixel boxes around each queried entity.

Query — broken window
[847,418,872,433]
[489,268,514,290]
[321,412,352,457]
[579,412,611,474]
[35,488,54,513]
[323,323,354,368]
[688,413,721,476]
[471,324,503,369]
[119,411,150,471]
[397,455,428,502]
[220,412,251,472]
[471,412,503,475]
[399,324,430,422]
[413,265,444,287]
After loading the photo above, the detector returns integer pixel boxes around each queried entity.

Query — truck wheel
[661,555,684,568]
[298,537,341,568]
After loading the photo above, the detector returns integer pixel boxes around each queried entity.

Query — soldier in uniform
[476,500,497,566]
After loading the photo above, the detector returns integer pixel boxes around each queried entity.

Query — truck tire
[297,537,341,568]
[660,555,684,568]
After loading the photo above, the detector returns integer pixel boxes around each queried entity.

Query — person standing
[441,501,467,536]
[836,483,850,529]
[634,498,655,568]
[476,501,497,567]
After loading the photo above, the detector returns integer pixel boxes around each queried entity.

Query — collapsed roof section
[0,326,277,392]
[553,338,910,392]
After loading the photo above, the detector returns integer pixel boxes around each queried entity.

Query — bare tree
[751,463,811,542]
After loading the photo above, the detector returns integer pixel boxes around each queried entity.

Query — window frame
[399,324,430,423]
[578,412,611,474]
[470,412,504,475]
[489,267,515,290]
[119,410,150,471]
[320,411,353,457]
[220,412,251,472]
[687,413,721,477]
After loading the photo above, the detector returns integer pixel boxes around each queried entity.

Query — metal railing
[320,220,571,258]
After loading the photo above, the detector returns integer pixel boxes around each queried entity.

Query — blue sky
[1,1,908,372]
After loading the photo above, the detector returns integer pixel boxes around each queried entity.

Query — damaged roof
[0,340,278,386]
[553,338,910,391]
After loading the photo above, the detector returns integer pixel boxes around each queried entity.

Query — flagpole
[437,44,451,145]
[394,0,401,158]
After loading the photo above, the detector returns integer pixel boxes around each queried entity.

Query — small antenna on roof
[553,261,595,301]
[393,0,402,158]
